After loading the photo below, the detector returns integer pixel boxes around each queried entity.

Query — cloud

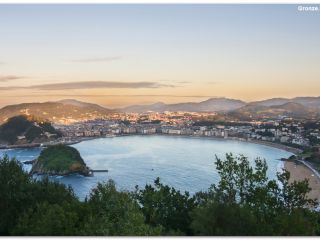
[206,81,219,85]
[3,94,219,98]
[71,56,122,63]
[0,81,176,91]
[0,75,24,82]
[176,81,190,84]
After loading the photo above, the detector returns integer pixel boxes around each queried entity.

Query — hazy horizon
[1,95,320,109]
[0,4,319,108]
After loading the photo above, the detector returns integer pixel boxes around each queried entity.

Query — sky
[0,4,319,108]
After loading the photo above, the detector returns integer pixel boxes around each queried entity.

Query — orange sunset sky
[0,4,319,108]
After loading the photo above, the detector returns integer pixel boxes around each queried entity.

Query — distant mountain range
[118,97,320,120]
[250,97,320,108]
[229,102,319,120]
[0,97,319,123]
[117,98,246,113]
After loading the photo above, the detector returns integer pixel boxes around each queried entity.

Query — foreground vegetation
[1,153,320,236]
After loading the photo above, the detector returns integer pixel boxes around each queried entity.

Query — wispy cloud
[158,80,190,85]
[176,81,191,84]
[206,81,219,85]
[0,75,24,82]
[71,56,122,63]
[0,81,176,91]
[2,94,219,98]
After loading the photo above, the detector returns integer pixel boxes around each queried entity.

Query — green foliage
[308,136,320,146]
[135,177,196,235]
[191,202,260,235]
[1,153,320,236]
[25,125,43,142]
[0,115,32,144]
[305,148,320,170]
[12,201,82,236]
[191,153,319,236]
[39,121,62,137]
[256,130,275,137]
[0,154,78,235]
[0,155,32,234]
[0,115,60,144]
[80,180,160,236]
[34,144,86,172]
[211,154,269,205]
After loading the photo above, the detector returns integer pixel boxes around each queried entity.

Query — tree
[135,177,196,235]
[0,154,79,235]
[191,202,260,235]
[211,153,269,205]
[1,153,320,236]
[12,202,83,236]
[80,180,160,236]
[0,155,32,234]
[191,153,319,236]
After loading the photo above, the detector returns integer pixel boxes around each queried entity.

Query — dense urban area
[53,111,320,150]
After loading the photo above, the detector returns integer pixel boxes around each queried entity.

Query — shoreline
[0,143,41,150]
[0,133,301,155]
[285,161,320,200]
[246,139,302,155]
[97,133,302,155]
[2,133,318,200]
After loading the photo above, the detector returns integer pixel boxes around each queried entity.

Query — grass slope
[34,145,87,174]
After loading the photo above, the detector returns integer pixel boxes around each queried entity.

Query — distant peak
[57,99,99,107]
[58,99,85,104]
[151,102,166,106]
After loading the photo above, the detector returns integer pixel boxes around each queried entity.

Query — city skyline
[0,4,319,107]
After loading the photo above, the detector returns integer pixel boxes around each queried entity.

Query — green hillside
[0,115,61,145]
[31,144,91,176]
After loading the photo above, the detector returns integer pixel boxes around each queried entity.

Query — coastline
[0,143,41,150]
[1,133,319,200]
[113,133,302,155]
[0,133,301,155]
[285,161,320,201]
[246,139,302,155]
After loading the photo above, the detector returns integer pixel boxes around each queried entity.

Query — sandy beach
[285,161,320,201]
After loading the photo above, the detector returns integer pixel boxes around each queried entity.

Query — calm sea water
[0,135,292,200]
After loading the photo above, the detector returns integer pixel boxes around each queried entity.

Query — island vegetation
[31,145,91,176]
[0,153,320,236]
[0,115,61,145]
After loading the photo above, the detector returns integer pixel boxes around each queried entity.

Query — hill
[30,144,91,176]
[119,98,246,113]
[251,96,320,109]
[0,97,319,122]
[0,115,61,145]
[118,102,167,113]
[0,100,112,124]
[229,102,318,120]
[57,99,108,110]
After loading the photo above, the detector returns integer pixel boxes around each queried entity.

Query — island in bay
[30,144,92,176]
